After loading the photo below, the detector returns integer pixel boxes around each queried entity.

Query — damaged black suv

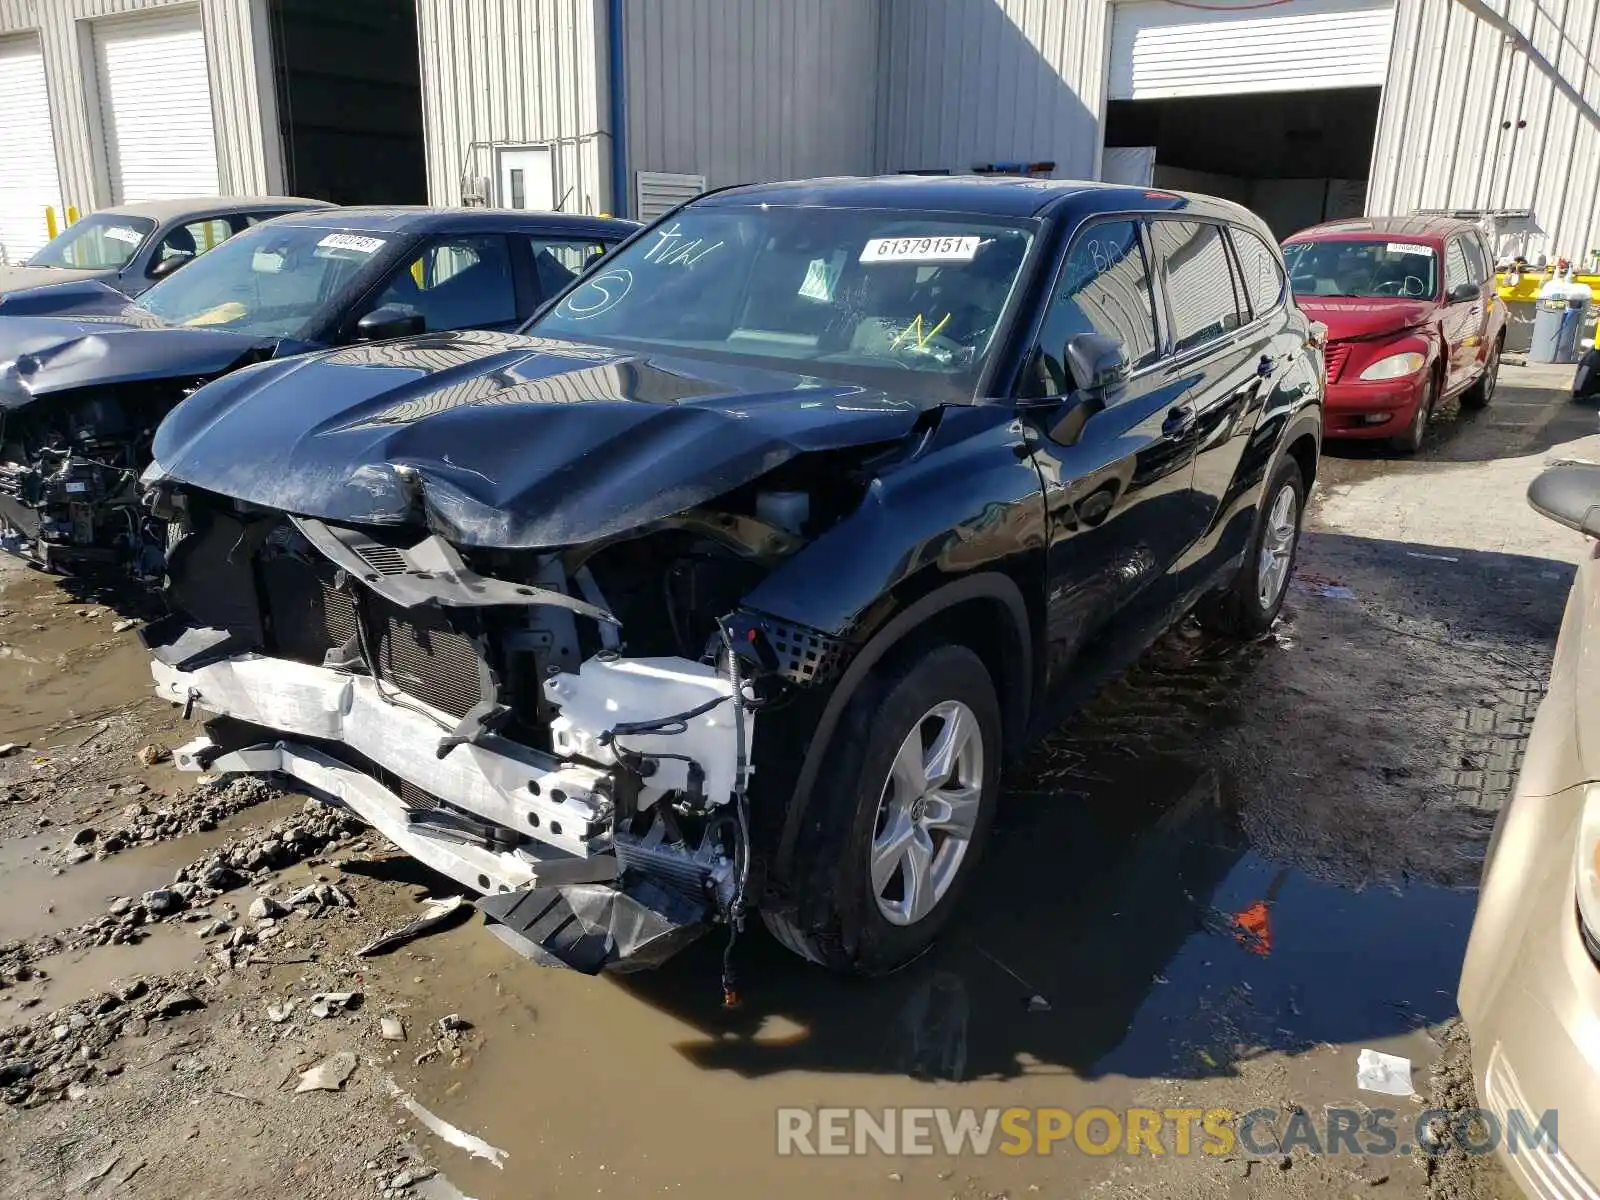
[140,178,1323,976]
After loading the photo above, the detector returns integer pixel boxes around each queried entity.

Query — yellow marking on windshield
[181,301,248,327]
[891,312,951,350]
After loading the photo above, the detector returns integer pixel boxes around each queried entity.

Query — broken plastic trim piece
[476,878,706,974]
[291,515,619,622]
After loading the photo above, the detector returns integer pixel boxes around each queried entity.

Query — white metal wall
[1108,0,1396,100]
[1368,0,1600,259]
[415,0,609,214]
[0,0,281,222]
[620,0,881,194]
[876,0,1110,180]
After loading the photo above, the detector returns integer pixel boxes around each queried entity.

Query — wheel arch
[769,570,1033,885]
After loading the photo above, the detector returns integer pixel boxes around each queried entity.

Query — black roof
[267,207,638,237]
[698,175,1257,224]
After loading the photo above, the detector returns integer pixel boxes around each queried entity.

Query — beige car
[1460,461,1600,1198]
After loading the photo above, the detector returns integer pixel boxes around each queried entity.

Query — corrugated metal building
[3,0,1597,262]
[413,0,1600,256]
[0,0,424,263]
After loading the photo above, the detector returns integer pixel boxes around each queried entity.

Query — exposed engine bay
[143,473,858,973]
[0,381,203,575]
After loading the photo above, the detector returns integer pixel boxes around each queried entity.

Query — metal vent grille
[353,543,408,575]
[1324,342,1352,383]
[634,170,705,221]
[765,620,847,686]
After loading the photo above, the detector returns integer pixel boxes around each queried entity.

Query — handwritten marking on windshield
[642,222,725,266]
[559,268,633,320]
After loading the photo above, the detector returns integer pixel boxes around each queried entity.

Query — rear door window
[1148,220,1245,354]
[522,235,613,302]
[364,234,518,331]
[1018,218,1159,399]
[1459,235,1489,287]
[1444,239,1473,298]
[1230,227,1285,319]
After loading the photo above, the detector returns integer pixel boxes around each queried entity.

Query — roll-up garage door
[0,35,62,264]
[1109,0,1397,100]
[93,8,219,203]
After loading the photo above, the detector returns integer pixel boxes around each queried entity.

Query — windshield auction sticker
[1385,242,1435,257]
[317,233,386,255]
[103,226,144,244]
[860,235,981,264]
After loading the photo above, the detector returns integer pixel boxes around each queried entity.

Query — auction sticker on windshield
[104,226,144,244]
[1386,242,1435,257]
[317,233,386,255]
[860,235,981,264]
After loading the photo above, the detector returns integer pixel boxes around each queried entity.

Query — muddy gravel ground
[0,361,1589,1199]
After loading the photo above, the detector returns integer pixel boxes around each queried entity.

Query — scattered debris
[295,1051,358,1093]
[0,743,25,758]
[974,947,1051,1013]
[266,1001,297,1024]
[310,992,362,1019]
[1356,1047,1414,1096]
[390,1083,508,1168]
[356,895,467,957]
[380,1017,406,1042]
[154,990,202,1018]
[111,619,137,633]
[436,1014,471,1034]
[247,896,286,921]
[76,1155,122,1189]
[214,1087,263,1105]
[1293,575,1356,600]
[136,744,171,767]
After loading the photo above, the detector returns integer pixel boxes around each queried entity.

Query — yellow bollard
[66,206,79,225]
[44,206,58,240]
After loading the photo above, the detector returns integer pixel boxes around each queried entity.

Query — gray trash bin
[1531,295,1589,363]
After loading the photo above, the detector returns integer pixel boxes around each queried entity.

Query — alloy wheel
[1256,483,1299,610]
[870,700,984,926]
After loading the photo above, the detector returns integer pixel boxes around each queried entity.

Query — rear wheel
[1195,456,1304,639]
[1460,335,1502,411]
[761,644,1000,974]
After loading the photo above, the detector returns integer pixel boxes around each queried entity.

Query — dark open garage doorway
[1104,87,1382,240]
[268,0,426,205]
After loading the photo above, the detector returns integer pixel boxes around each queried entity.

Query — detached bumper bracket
[476,878,706,974]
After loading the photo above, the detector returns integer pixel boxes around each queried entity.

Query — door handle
[1162,405,1195,439]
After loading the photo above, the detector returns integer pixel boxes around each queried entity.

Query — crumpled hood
[0,307,276,410]
[1294,297,1436,341]
[0,265,111,304]
[150,329,932,549]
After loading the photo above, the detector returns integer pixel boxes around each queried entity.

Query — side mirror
[148,254,190,280]
[1449,281,1479,304]
[1529,463,1600,537]
[1048,333,1129,445]
[1065,332,1130,402]
[355,305,425,342]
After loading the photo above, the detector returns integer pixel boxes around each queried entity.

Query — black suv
[140,177,1323,976]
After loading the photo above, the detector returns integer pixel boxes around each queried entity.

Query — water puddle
[0,793,303,943]
[0,922,200,1021]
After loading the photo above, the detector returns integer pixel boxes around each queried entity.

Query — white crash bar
[151,654,607,859]
[194,739,541,895]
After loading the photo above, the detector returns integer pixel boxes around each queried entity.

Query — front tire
[762,644,1001,974]
[1390,370,1436,455]
[1194,456,1304,639]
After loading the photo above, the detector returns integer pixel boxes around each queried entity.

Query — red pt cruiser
[1282,217,1506,453]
